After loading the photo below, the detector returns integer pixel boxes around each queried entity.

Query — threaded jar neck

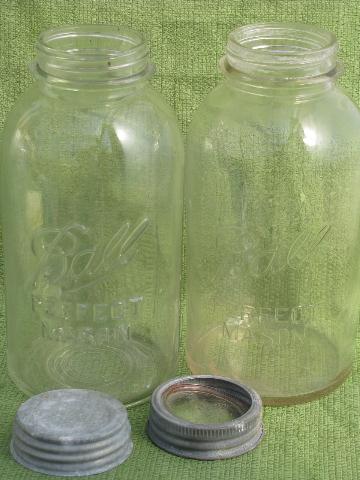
[34,25,153,87]
[222,23,338,81]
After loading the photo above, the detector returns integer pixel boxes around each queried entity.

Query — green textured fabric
[1,1,360,479]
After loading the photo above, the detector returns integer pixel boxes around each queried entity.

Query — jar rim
[225,23,338,80]
[37,25,145,59]
[35,25,153,86]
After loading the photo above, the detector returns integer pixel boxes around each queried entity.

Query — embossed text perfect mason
[1,26,184,405]
[186,23,360,405]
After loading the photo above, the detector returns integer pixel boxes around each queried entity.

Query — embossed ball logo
[31,219,149,292]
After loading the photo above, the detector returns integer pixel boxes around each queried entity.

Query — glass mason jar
[186,23,360,405]
[2,26,184,406]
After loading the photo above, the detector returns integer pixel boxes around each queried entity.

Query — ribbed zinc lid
[10,389,132,477]
[147,375,264,460]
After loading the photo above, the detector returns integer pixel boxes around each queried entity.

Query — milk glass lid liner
[11,389,132,476]
[147,375,264,460]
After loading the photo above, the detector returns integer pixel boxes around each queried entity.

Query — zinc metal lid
[10,389,133,477]
[147,375,264,460]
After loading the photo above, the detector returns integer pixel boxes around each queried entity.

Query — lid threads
[147,375,264,460]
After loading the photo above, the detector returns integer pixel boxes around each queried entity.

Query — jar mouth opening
[225,23,338,80]
[37,25,145,59]
[35,25,152,86]
[229,23,337,59]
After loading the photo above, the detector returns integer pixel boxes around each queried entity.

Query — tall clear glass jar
[186,23,360,405]
[2,26,184,406]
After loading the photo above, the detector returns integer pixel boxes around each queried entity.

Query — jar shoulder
[3,83,181,145]
[189,82,360,142]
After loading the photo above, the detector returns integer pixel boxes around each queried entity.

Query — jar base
[8,366,153,408]
[188,358,351,406]
[8,334,173,407]
[187,323,353,405]
[261,365,351,406]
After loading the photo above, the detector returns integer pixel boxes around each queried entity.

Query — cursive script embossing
[228,223,331,277]
[32,219,149,292]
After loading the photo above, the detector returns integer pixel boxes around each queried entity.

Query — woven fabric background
[1,1,360,479]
